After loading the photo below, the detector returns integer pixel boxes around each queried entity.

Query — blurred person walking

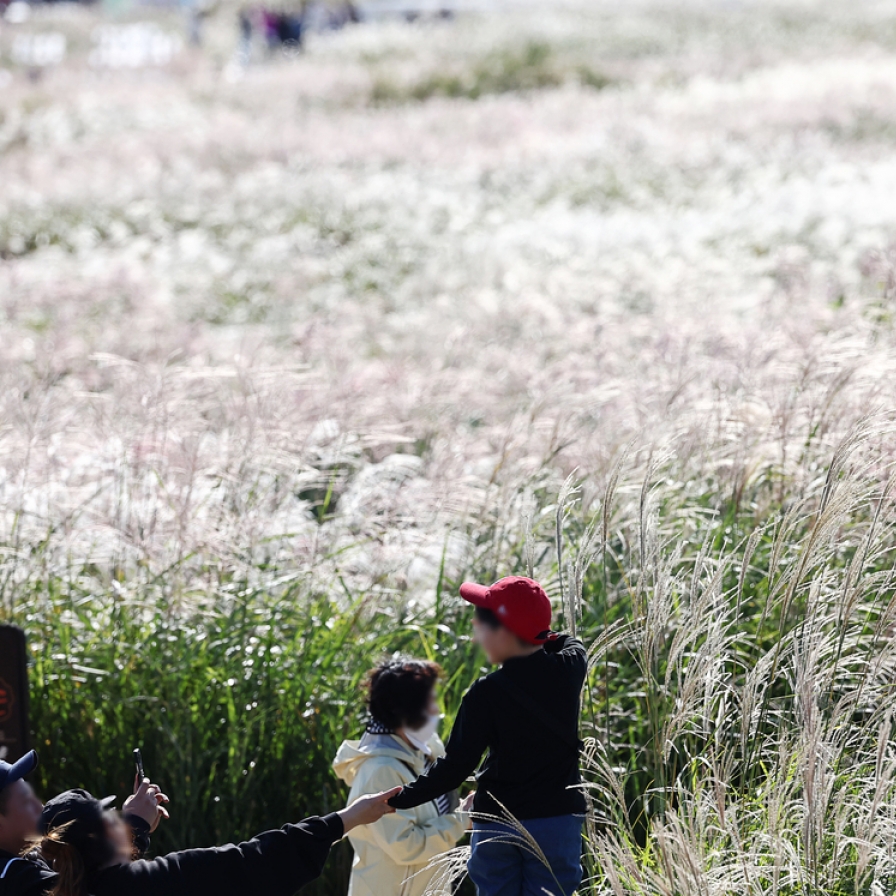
[333,658,470,896]
[237,7,253,63]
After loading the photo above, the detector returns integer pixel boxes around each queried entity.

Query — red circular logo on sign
[0,679,15,724]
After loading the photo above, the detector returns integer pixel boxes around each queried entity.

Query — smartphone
[133,748,145,781]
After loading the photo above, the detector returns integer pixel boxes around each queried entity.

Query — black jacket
[390,635,588,820]
[88,813,344,896]
[0,852,56,896]
[0,815,151,896]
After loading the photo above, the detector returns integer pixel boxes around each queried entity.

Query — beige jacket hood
[333,733,467,896]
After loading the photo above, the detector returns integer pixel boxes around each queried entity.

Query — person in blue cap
[0,751,50,896]
[0,752,169,896]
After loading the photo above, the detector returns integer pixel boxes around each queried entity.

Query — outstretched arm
[112,815,345,896]
[98,790,398,896]
[389,680,492,810]
[351,765,466,866]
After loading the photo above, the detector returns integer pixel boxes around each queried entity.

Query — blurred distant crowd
[237,1,359,57]
[0,0,456,73]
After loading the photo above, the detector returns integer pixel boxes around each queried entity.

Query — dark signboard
[0,626,30,763]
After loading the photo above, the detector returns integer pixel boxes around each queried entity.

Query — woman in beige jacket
[332,658,471,896]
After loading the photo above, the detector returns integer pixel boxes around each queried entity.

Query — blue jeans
[468,815,584,896]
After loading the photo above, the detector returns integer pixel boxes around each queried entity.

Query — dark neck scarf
[366,718,394,735]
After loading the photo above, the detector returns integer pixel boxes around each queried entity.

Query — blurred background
[4,0,896,893]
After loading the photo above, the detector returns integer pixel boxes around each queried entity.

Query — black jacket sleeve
[389,679,492,810]
[0,856,58,896]
[124,814,152,858]
[89,813,344,896]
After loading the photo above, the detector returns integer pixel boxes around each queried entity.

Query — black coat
[390,635,588,820]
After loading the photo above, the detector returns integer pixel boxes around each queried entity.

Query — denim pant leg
[468,823,525,896]
[519,816,584,896]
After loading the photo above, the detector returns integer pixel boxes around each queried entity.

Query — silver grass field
[4,0,896,893]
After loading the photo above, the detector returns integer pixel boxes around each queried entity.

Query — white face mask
[405,713,442,753]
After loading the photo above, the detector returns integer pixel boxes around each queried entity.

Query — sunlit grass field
[4,1,896,893]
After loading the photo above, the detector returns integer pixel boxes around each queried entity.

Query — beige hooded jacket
[333,732,467,896]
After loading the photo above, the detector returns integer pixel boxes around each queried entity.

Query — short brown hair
[366,658,443,731]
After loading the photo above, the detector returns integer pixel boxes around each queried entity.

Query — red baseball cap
[460,576,555,645]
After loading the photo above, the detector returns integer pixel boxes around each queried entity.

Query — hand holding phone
[124,748,170,833]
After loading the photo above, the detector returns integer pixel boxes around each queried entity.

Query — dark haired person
[0,752,165,896]
[31,784,397,896]
[389,577,587,896]
[333,658,471,896]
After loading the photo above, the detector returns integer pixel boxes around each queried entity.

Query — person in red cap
[389,576,587,896]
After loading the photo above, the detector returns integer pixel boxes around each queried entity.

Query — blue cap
[0,750,38,795]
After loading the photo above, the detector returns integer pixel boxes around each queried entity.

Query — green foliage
[13,577,482,894]
[6,437,896,896]
[371,41,614,104]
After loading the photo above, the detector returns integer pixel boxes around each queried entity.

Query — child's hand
[339,787,401,833]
